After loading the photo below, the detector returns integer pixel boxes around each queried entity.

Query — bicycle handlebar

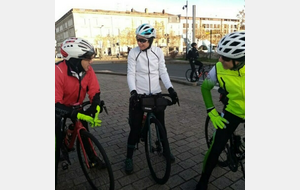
[137,93,179,106]
[160,93,177,106]
[71,100,108,114]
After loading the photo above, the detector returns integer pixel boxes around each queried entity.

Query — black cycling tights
[126,102,166,159]
[197,111,244,189]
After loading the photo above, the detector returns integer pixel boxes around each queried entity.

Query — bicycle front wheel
[76,130,115,190]
[145,116,171,184]
[204,115,228,167]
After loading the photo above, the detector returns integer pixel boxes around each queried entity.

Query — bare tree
[237,6,245,30]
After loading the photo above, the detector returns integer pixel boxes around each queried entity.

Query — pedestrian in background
[187,42,204,82]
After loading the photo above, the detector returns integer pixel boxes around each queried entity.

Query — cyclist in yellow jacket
[196,31,245,190]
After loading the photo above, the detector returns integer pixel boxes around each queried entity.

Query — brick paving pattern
[56,72,245,190]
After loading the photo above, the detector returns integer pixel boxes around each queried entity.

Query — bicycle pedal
[61,162,68,170]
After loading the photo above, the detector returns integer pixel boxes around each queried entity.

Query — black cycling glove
[86,92,103,117]
[168,87,179,104]
[129,90,138,107]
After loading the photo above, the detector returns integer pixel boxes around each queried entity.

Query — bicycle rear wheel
[145,116,171,184]
[185,69,198,82]
[204,115,228,166]
[234,123,245,179]
[77,130,114,190]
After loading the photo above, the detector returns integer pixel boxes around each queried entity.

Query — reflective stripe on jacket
[127,46,172,95]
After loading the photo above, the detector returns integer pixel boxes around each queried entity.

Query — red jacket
[55,60,100,106]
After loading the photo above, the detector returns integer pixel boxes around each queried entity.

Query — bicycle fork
[77,133,98,169]
[149,124,164,155]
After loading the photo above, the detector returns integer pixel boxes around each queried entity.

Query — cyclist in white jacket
[125,23,179,174]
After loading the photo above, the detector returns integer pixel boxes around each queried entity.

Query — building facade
[55,8,240,57]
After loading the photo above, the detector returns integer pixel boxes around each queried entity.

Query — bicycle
[59,101,115,190]
[185,64,208,82]
[204,87,245,179]
[133,93,178,184]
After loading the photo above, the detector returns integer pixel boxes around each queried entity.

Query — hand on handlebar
[168,87,180,105]
[86,100,105,117]
[77,105,102,128]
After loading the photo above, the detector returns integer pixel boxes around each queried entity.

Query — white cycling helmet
[136,24,156,38]
[217,31,245,60]
[60,37,95,61]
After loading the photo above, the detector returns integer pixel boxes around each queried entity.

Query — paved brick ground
[56,73,245,190]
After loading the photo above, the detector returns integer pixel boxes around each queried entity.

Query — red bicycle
[185,64,209,82]
[59,101,115,190]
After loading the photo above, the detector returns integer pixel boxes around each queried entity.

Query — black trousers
[189,59,203,80]
[126,97,166,158]
[196,111,244,189]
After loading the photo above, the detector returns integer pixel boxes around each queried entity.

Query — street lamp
[96,25,104,58]
[98,25,104,36]
[182,0,188,59]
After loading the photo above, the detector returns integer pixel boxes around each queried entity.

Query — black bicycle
[134,94,178,184]
[204,88,245,179]
[185,64,209,82]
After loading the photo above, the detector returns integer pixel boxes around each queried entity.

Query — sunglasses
[80,51,95,60]
[136,38,148,43]
[220,55,231,62]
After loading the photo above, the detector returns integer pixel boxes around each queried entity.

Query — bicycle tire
[204,115,228,167]
[235,124,245,179]
[202,71,209,80]
[185,69,198,82]
[145,116,171,184]
[76,130,115,190]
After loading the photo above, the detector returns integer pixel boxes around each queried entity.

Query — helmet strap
[231,60,245,71]
[142,37,154,51]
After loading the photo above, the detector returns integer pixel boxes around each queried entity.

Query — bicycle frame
[62,101,100,169]
[63,118,96,169]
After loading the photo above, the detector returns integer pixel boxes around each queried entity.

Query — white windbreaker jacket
[127,46,173,95]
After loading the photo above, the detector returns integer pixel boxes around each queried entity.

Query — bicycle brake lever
[104,105,108,114]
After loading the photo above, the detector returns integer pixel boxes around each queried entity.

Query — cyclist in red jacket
[55,37,104,186]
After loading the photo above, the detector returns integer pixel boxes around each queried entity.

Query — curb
[94,71,202,86]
